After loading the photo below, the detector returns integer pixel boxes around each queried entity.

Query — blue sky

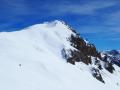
[0,0,120,50]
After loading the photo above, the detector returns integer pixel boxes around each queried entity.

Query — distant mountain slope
[102,50,120,67]
[0,20,120,90]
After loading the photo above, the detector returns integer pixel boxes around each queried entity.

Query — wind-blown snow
[0,20,120,90]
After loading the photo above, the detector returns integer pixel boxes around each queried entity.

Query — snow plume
[0,20,120,90]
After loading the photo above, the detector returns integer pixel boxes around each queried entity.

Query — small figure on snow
[19,64,22,67]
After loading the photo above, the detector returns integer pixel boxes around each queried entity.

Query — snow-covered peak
[0,20,120,90]
[20,20,74,39]
[44,20,66,26]
[0,20,75,60]
[25,20,68,30]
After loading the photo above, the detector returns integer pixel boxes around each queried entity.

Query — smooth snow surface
[0,20,120,90]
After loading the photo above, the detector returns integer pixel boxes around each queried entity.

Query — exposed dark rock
[91,68,105,83]
[68,34,100,65]
[102,55,115,73]
[104,61,115,73]
[94,58,102,70]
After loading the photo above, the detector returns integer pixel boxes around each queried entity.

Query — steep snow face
[0,20,120,90]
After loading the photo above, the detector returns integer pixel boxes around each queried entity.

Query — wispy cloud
[47,0,118,15]
[1,0,118,17]
[79,26,107,34]
[104,11,120,25]
[102,10,120,36]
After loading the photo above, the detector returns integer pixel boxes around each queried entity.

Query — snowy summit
[0,20,120,90]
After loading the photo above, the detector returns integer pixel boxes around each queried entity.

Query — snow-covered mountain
[102,50,120,67]
[0,20,120,90]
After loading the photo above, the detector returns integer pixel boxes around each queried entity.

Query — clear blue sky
[0,0,120,50]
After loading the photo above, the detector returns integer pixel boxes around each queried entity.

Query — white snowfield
[0,20,120,90]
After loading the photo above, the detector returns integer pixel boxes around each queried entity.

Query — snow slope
[0,20,120,90]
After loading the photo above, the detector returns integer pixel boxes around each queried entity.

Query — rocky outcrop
[102,55,115,73]
[62,29,116,83]
[91,68,105,83]
[67,33,101,65]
